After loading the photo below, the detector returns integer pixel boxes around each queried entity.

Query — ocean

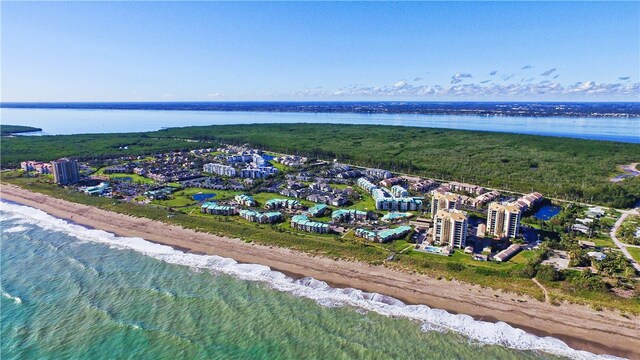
[1,106,639,143]
[0,201,619,360]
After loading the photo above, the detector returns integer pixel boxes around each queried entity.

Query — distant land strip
[2,101,639,118]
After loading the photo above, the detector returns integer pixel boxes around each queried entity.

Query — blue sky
[2,2,638,101]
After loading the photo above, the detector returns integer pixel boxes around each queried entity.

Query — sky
[1,1,639,102]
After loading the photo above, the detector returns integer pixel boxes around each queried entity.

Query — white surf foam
[2,225,30,234]
[0,201,623,360]
[2,289,22,304]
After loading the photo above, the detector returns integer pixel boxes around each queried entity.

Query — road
[609,209,640,272]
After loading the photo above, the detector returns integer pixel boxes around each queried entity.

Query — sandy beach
[2,184,639,359]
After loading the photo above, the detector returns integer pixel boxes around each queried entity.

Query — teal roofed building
[306,204,328,217]
[355,226,412,243]
[291,215,330,234]
[200,202,238,216]
[264,198,301,210]
[234,194,256,206]
[331,209,373,223]
[143,187,176,200]
[239,209,283,223]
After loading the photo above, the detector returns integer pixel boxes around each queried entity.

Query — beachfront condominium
[51,158,80,185]
[358,178,422,211]
[431,192,460,218]
[203,163,237,177]
[290,215,329,234]
[434,209,468,248]
[487,202,521,239]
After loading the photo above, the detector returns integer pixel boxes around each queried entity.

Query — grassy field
[628,247,640,263]
[105,172,156,185]
[347,188,377,211]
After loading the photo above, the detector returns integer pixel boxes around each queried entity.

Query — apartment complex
[264,198,301,210]
[21,161,52,174]
[434,209,468,248]
[391,185,409,197]
[200,202,238,216]
[306,204,328,217]
[357,178,422,211]
[51,158,80,185]
[430,192,460,218]
[331,209,372,223]
[486,202,521,238]
[356,178,378,193]
[239,209,283,224]
[355,225,412,243]
[290,215,329,233]
[203,163,236,177]
[239,167,278,179]
[234,194,256,207]
[364,168,392,179]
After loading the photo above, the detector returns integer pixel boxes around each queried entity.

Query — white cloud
[394,80,408,88]
[450,73,473,84]
[287,79,639,99]
[206,92,222,98]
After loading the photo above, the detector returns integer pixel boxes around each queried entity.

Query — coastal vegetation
[0,132,208,165]
[2,124,639,208]
[2,171,639,314]
[0,124,42,135]
[616,215,640,245]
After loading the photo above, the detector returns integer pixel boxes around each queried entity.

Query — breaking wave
[2,225,30,234]
[0,201,622,360]
[2,289,22,304]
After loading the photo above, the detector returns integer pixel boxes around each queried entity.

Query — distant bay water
[1,107,639,143]
[2,201,611,360]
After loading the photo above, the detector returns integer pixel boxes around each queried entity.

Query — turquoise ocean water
[0,202,616,359]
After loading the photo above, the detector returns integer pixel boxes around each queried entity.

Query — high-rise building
[431,192,460,218]
[487,202,521,239]
[434,209,468,248]
[51,158,80,185]
[203,163,236,177]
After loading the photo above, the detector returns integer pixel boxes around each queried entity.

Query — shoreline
[1,184,639,359]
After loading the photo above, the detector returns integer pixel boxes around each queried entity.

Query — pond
[533,205,561,220]
[192,193,217,201]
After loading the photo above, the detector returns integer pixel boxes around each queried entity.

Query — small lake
[192,193,216,201]
[533,205,561,220]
